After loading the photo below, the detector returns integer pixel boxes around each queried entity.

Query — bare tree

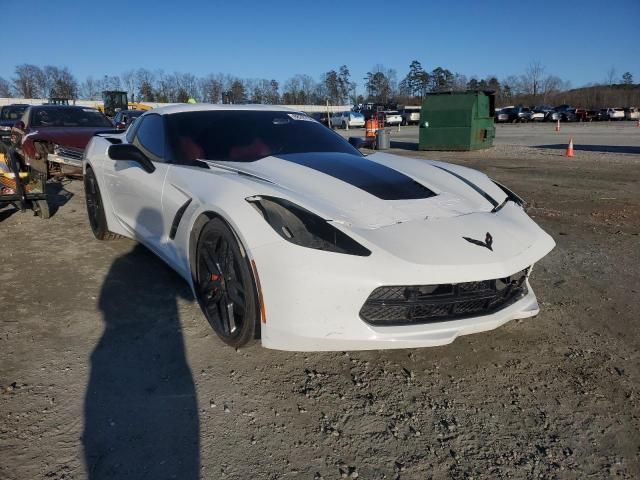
[79,76,101,100]
[154,71,175,102]
[199,74,224,103]
[121,70,139,100]
[282,74,317,104]
[451,73,468,92]
[53,67,78,98]
[174,72,199,100]
[0,76,11,97]
[605,66,617,86]
[135,69,156,101]
[524,61,545,98]
[540,75,562,103]
[102,75,122,91]
[13,64,44,98]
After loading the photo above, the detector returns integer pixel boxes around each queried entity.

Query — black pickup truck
[0,104,29,144]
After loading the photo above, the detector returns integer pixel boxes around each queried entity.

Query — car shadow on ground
[535,144,640,154]
[0,205,18,221]
[47,179,75,216]
[83,227,200,478]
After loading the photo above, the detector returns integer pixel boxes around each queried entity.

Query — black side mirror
[108,143,156,173]
[348,136,366,149]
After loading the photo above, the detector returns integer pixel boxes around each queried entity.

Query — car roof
[149,103,297,116]
[29,104,99,110]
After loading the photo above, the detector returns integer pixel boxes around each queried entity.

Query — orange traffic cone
[555,119,560,132]
[565,137,575,157]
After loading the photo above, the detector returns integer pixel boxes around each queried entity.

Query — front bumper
[251,237,551,351]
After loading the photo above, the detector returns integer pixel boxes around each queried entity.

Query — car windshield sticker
[287,113,314,122]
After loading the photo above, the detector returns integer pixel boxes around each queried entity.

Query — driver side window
[134,114,165,161]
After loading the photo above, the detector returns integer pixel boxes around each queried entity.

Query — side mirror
[108,143,156,173]
[13,120,25,131]
[348,136,366,149]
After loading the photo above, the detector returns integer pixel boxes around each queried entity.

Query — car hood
[205,151,510,229]
[25,126,115,149]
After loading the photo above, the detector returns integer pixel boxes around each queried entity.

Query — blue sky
[2,0,638,93]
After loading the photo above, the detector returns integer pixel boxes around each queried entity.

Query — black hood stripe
[431,164,499,208]
[275,152,435,200]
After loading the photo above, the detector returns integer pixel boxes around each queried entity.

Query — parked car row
[309,107,420,129]
[495,104,639,123]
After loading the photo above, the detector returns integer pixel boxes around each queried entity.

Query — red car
[11,105,114,177]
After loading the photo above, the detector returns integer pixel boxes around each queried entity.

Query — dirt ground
[1,127,639,479]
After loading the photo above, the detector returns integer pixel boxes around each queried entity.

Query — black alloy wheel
[84,168,120,240]
[196,219,258,347]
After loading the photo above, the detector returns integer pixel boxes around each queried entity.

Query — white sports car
[83,104,555,351]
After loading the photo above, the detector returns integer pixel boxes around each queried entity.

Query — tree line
[0,61,637,109]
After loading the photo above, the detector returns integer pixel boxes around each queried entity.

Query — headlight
[246,196,371,256]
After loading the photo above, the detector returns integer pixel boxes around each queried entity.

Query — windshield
[31,107,113,128]
[1,105,28,120]
[166,110,360,162]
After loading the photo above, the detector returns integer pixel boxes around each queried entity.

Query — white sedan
[383,111,403,125]
[83,105,555,351]
[330,111,365,128]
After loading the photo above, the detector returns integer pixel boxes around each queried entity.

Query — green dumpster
[418,91,495,151]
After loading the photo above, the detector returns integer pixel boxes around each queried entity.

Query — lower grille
[360,268,530,326]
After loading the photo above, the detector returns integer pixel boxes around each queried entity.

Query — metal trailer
[0,146,50,218]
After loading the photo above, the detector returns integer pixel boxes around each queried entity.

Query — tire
[84,167,121,240]
[33,199,50,219]
[195,218,258,348]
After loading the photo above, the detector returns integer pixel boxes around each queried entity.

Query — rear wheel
[84,167,121,240]
[195,219,258,348]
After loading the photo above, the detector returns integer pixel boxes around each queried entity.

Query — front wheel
[195,219,258,348]
[84,167,121,240]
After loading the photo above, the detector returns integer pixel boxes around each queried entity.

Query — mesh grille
[54,146,84,161]
[360,268,530,326]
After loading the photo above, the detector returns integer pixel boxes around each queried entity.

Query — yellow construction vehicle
[97,91,152,118]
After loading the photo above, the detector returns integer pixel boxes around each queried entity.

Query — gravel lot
[1,123,639,479]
